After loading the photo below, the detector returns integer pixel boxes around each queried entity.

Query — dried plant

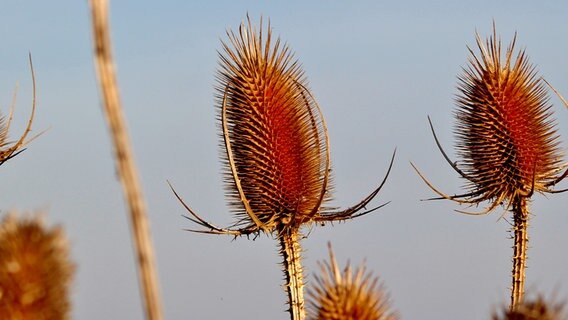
[89,0,163,319]
[0,212,75,320]
[411,24,567,309]
[170,16,395,320]
[307,243,397,320]
[492,295,567,320]
[0,54,38,166]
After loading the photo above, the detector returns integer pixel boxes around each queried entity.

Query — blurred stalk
[88,1,163,319]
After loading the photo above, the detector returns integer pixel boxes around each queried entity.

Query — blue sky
[1,1,567,319]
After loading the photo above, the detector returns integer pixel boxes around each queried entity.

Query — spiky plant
[307,243,397,320]
[412,25,567,310]
[0,213,75,319]
[492,295,566,320]
[170,16,394,320]
[0,54,38,166]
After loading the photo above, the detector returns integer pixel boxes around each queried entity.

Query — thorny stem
[89,1,163,319]
[511,198,529,310]
[279,227,306,320]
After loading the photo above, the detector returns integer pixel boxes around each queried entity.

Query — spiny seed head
[217,16,331,231]
[454,26,563,209]
[0,213,75,320]
[492,295,566,320]
[307,245,397,320]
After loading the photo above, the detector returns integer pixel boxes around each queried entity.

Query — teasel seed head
[412,24,567,215]
[0,212,75,320]
[492,295,566,320]
[452,25,564,211]
[307,243,397,320]
[216,15,332,233]
[170,16,394,238]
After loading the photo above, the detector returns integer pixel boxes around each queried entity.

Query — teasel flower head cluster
[412,24,567,309]
[170,15,394,237]
[170,15,394,320]
[0,55,38,167]
[0,213,75,319]
[307,243,397,320]
[413,25,566,214]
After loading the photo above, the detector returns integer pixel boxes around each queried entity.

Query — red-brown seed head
[217,17,330,231]
[454,27,563,209]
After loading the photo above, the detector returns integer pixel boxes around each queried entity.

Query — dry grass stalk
[412,24,567,310]
[89,0,163,319]
[0,54,37,166]
[0,212,74,320]
[307,243,397,320]
[170,16,394,320]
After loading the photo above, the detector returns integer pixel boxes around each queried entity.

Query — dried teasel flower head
[0,55,38,167]
[413,24,567,215]
[0,212,75,320]
[171,16,394,236]
[307,243,397,320]
[492,295,567,320]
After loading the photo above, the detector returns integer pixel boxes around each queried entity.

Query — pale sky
[1,1,567,319]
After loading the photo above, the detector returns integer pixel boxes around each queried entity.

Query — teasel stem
[89,1,163,319]
[511,198,529,309]
[279,227,306,320]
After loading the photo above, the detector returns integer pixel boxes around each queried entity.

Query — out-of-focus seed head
[307,244,397,320]
[492,295,566,320]
[217,16,331,231]
[454,26,563,211]
[0,213,75,320]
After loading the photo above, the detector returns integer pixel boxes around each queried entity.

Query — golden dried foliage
[307,244,397,320]
[0,213,74,320]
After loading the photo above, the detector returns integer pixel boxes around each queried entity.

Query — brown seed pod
[307,243,397,320]
[0,213,75,320]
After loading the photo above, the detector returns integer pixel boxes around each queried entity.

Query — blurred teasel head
[172,16,394,236]
[0,213,75,320]
[307,243,397,320]
[413,24,567,214]
[492,295,566,320]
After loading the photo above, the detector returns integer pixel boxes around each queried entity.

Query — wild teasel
[307,243,397,320]
[0,54,38,166]
[412,24,568,310]
[492,294,566,320]
[170,16,395,320]
[0,212,75,320]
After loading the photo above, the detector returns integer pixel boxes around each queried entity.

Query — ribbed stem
[279,227,306,320]
[511,198,529,310]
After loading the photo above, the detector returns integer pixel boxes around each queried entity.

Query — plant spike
[412,24,567,310]
[171,15,395,320]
